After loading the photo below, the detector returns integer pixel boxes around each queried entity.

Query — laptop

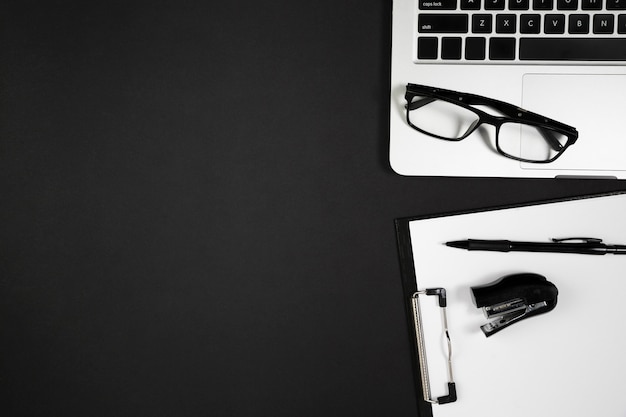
[390,0,626,178]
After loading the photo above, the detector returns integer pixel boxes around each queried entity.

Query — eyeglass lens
[498,123,568,162]
[407,97,478,140]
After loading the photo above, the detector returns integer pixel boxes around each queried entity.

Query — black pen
[445,237,626,255]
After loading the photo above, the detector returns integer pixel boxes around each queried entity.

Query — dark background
[1,1,624,416]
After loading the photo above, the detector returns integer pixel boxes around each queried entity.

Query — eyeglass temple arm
[538,128,564,151]
[405,97,437,111]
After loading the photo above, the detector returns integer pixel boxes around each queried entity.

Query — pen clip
[551,237,603,243]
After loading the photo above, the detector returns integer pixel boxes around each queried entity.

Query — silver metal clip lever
[480,298,549,336]
[411,288,457,405]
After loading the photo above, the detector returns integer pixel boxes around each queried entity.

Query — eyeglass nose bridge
[463,116,507,156]
[455,107,505,139]
[463,118,482,137]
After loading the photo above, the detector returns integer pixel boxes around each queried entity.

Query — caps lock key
[419,0,458,9]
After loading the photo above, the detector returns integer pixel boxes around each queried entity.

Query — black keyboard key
[496,14,517,32]
[619,14,626,33]
[569,14,590,33]
[485,0,506,9]
[472,14,493,32]
[465,37,486,59]
[489,37,516,59]
[520,38,626,60]
[533,0,554,9]
[606,0,626,9]
[461,0,482,9]
[593,14,615,33]
[442,37,463,59]
[509,0,530,9]
[557,0,578,9]
[544,14,566,33]
[418,37,439,59]
[582,0,602,9]
[418,14,469,33]
[419,0,458,9]
[520,14,541,33]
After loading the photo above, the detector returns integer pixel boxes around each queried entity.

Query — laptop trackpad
[521,73,626,172]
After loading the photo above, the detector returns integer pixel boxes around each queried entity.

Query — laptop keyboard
[415,0,626,62]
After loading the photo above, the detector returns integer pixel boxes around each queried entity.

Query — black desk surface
[1,2,624,416]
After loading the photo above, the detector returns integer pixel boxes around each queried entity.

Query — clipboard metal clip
[471,273,559,337]
[411,288,457,405]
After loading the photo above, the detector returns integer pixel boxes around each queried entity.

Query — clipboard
[396,191,626,417]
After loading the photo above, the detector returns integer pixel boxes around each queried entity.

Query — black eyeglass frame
[404,83,579,163]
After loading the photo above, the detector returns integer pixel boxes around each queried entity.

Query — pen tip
[445,240,469,249]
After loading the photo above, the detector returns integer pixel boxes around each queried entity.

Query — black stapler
[470,273,558,337]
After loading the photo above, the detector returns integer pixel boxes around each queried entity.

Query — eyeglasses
[404,84,578,163]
